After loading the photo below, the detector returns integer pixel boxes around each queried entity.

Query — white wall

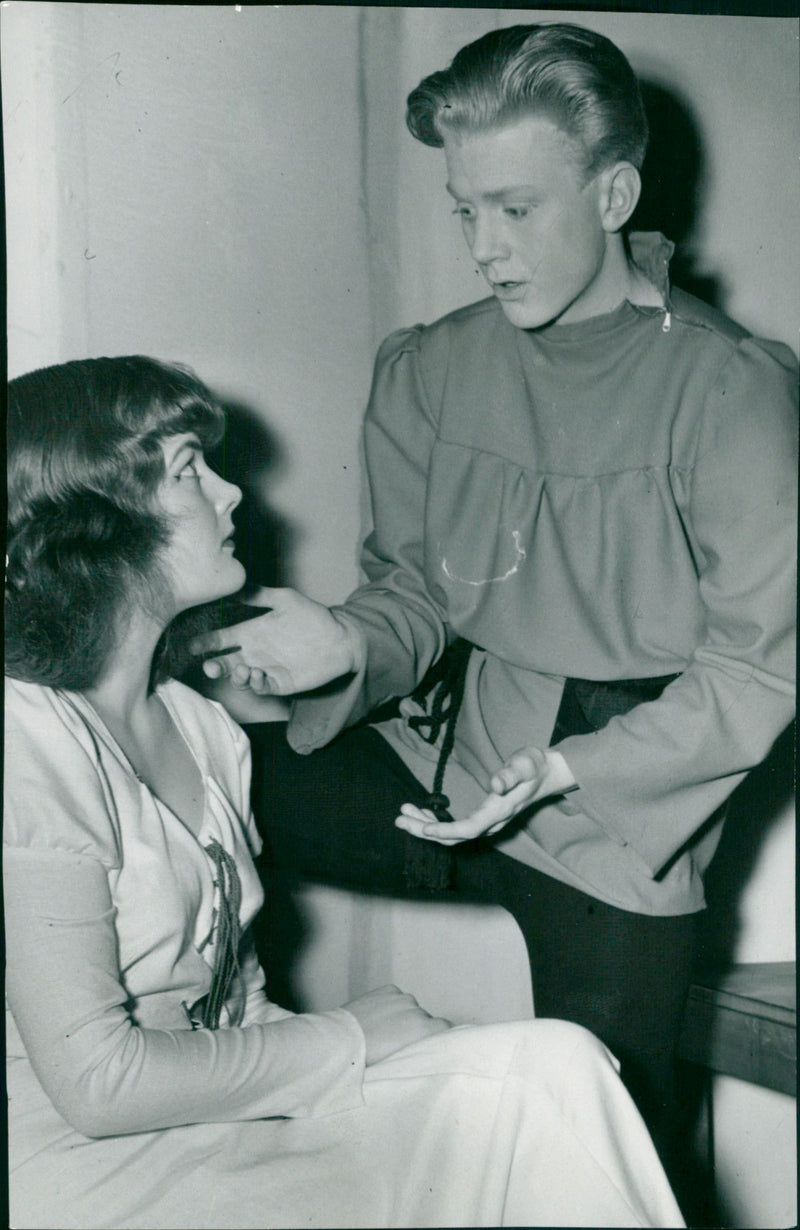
[3,6,797,1226]
[4,2,374,602]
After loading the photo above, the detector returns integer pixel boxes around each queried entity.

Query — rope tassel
[199,838,243,1030]
[403,639,473,889]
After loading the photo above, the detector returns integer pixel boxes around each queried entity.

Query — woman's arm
[4,846,367,1137]
[3,683,366,1136]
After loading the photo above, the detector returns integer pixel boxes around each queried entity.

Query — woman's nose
[215,473,242,513]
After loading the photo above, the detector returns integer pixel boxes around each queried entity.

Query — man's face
[443,116,615,329]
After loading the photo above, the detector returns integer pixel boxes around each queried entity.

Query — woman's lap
[11,1019,683,1228]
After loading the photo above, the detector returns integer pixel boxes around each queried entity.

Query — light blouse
[5,674,685,1228]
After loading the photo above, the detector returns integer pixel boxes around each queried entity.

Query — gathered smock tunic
[5,675,685,1229]
[289,234,797,916]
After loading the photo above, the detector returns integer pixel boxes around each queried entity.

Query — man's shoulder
[670,286,751,346]
[376,297,510,381]
[670,288,798,385]
[413,296,512,362]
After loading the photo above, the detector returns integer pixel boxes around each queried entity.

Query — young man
[192,23,796,1186]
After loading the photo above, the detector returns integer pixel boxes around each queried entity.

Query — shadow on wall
[632,80,794,972]
[698,721,796,968]
[632,79,726,312]
[674,724,795,1228]
[211,398,295,593]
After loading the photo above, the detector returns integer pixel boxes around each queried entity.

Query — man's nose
[469,214,508,266]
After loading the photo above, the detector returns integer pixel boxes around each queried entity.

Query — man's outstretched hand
[189,586,359,696]
[395,747,577,844]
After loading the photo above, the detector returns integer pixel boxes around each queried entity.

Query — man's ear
[598,163,641,233]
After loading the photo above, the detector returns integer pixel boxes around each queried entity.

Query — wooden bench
[678,961,796,1095]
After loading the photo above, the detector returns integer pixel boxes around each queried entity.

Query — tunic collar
[627,231,675,313]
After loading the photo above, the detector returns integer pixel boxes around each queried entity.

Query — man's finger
[190,627,247,656]
[245,585,285,609]
[200,649,247,678]
[395,814,462,846]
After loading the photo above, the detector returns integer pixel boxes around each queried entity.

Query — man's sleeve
[557,336,797,875]
[289,325,450,752]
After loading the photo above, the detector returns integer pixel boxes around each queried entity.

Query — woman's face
[155,432,246,612]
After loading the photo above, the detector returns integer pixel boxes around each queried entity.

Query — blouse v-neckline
[66,685,210,840]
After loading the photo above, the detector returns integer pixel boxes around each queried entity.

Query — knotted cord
[407,639,473,823]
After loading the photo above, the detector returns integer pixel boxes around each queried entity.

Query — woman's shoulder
[5,675,95,748]
[4,677,122,864]
[158,679,250,770]
[158,679,252,829]
[159,676,244,733]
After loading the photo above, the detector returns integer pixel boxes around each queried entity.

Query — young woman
[4,356,685,1229]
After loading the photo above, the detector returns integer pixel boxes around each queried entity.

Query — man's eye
[452,206,475,220]
[505,205,531,220]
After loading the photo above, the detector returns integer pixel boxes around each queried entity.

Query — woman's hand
[189,586,360,696]
[342,985,451,1065]
[395,747,576,845]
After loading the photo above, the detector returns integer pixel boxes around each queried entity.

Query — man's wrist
[542,749,577,797]
[330,609,364,676]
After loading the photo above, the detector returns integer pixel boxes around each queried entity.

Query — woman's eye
[178,457,201,480]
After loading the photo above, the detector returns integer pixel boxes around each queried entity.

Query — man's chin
[496,297,556,331]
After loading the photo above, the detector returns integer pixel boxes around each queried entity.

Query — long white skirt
[10,1020,684,1229]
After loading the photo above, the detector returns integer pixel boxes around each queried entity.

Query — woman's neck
[82,608,167,727]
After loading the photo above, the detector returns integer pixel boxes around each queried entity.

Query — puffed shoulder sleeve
[289,325,451,752]
[559,336,797,874]
[4,678,121,866]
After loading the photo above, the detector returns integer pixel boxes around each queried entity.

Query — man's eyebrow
[445,183,538,201]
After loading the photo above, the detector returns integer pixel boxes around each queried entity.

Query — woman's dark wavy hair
[406,23,648,179]
[6,355,225,690]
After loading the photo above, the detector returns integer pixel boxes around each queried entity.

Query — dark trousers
[246,717,699,1181]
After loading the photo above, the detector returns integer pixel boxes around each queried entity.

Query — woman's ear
[598,163,642,233]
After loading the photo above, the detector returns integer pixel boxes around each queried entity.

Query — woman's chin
[177,566,248,612]
[216,555,248,595]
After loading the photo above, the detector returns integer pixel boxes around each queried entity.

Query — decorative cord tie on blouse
[403,639,473,891]
[195,838,243,1030]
